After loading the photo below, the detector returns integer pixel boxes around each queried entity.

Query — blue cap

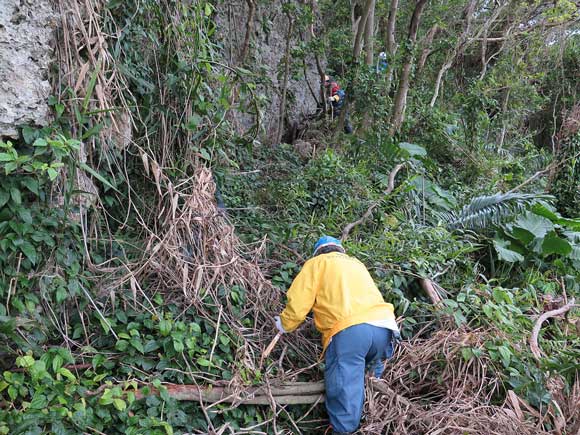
[313,235,343,255]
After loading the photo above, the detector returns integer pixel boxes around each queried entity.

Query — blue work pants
[325,324,394,433]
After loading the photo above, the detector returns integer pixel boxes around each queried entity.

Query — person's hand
[328,96,336,103]
[274,316,286,334]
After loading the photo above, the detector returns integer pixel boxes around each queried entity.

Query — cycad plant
[443,193,554,232]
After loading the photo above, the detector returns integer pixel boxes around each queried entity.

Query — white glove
[274,316,286,334]
[328,96,335,103]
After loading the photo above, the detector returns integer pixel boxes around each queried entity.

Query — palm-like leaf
[443,193,554,231]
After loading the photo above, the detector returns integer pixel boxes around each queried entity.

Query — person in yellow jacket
[274,236,399,435]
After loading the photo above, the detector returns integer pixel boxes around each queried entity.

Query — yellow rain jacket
[279,252,396,351]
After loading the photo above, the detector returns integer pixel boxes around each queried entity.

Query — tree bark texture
[389,0,429,136]
[134,381,326,405]
[238,0,256,64]
[353,0,374,61]
[417,24,439,75]
[385,0,399,55]
[276,13,294,144]
[364,0,376,66]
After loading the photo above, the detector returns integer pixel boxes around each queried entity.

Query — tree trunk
[353,0,374,61]
[384,0,399,92]
[429,0,479,107]
[276,13,294,144]
[385,0,399,55]
[417,24,439,75]
[364,0,376,66]
[389,0,429,136]
[238,0,256,64]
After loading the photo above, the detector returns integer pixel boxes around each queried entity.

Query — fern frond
[444,193,554,231]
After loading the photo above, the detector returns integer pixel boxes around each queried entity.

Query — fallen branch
[341,163,405,241]
[418,278,442,305]
[134,381,325,405]
[529,298,576,360]
[260,332,282,367]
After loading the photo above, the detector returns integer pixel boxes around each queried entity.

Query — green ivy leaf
[197,357,211,367]
[52,354,63,373]
[47,167,59,181]
[0,191,9,208]
[498,346,512,368]
[20,178,39,195]
[22,126,37,144]
[16,355,35,368]
[20,242,37,265]
[56,286,67,304]
[58,367,76,382]
[33,138,48,147]
[130,338,144,354]
[10,188,21,205]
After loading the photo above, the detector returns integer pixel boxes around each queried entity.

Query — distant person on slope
[274,236,399,435]
[377,51,388,74]
[323,75,353,134]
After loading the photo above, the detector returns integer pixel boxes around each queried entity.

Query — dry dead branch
[529,297,576,360]
[341,163,405,241]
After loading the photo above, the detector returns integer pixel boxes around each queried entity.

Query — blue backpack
[334,89,346,108]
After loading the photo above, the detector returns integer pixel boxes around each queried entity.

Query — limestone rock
[215,1,323,144]
[0,0,57,137]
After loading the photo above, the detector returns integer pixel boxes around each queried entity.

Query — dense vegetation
[0,0,578,434]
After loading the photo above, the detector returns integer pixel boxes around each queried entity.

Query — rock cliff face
[215,0,323,144]
[0,0,57,138]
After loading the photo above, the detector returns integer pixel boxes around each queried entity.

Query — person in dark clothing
[323,75,353,134]
[377,51,388,73]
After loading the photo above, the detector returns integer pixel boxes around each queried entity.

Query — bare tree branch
[529,298,576,360]
[341,163,405,241]
[238,0,256,64]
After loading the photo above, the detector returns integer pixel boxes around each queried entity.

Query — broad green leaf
[498,346,511,367]
[16,355,35,368]
[57,367,76,381]
[33,138,48,147]
[10,188,21,205]
[4,161,17,174]
[115,339,128,352]
[542,232,572,256]
[22,126,37,144]
[532,203,580,230]
[130,338,144,354]
[197,357,211,367]
[20,178,39,195]
[29,393,47,410]
[56,286,67,304]
[399,142,427,157]
[173,338,184,353]
[493,238,524,263]
[510,227,535,244]
[52,354,63,373]
[20,242,37,265]
[0,191,9,208]
[47,167,59,181]
[0,153,13,162]
[513,212,553,239]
